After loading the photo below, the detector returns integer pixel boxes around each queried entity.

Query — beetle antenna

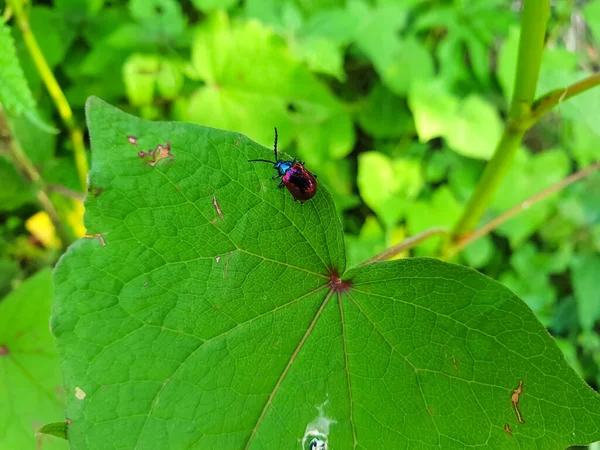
[248,159,275,164]
[273,127,278,161]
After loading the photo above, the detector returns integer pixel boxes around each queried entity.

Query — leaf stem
[361,227,448,266]
[529,73,600,125]
[450,0,550,242]
[0,107,71,247]
[8,0,88,191]
[453,162,600,254]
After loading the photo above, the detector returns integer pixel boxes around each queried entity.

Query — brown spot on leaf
[84,234,106,247]
[127,136,138,145]
[66,418,72,425]
[0,345,9,356]
[327,268,352,293]
[427,408,433,416]
[453,358,458,370]
[504,424,512,435]
[510,379,525,424]
[87,186,104,198]
[139,142,174,166]
[144,281,148,287]
[212,194,224,220]
[235,138,240,146]
[215,256,221,263]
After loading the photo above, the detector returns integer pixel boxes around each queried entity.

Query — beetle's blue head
[274,159,293,176]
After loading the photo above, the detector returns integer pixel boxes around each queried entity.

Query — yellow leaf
[26,212,61,249]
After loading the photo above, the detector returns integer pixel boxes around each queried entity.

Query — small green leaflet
[52,98,600,449]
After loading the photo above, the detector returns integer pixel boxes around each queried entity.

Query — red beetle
[248,128,318,202]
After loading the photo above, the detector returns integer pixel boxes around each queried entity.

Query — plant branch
[47,184,86,201]
[449,0,550,244]
[361,227,448,266]
[528,73,600,125]
[453,162,600,254]
[0,108,71,247]
[9,0,88,191]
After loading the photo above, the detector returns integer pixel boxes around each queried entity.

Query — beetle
[249,128,318,202]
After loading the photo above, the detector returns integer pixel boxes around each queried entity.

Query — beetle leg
[277,181,284,188]
[271,174,283,180]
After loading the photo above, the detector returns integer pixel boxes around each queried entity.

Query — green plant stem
[0,108,71,247]
[529,73,600,125]
[361,227,448,265]
[9,0,88,191]
[452,162,600,255]
[449,0,550,244]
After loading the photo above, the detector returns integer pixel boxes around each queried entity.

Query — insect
[248,127,318,202]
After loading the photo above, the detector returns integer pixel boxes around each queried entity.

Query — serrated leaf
[0,269,68,450]
[0,22,37,116]
[53,99,600,449]
[0,22,55,133]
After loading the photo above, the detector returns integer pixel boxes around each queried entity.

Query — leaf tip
[37,422,68,440]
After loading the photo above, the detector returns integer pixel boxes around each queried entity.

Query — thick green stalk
[8,0,88,191]
[450,0,550,241]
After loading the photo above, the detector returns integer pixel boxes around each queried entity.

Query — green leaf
[156,59,184,100]
[301,8,359,45]
[571,253,600,332]
[0,157,35,212]
[409,81,502,160]
[568,122,600,168]
[192,0,239,13]
[293,36,346,81]
[0,22,37,116]
[123,53,161,107]
[352,4,433,96]
[406,186,461,255]
[382,37,434,96]
[15,7,77,90]
[187,12,346,148]
[461,234,494,269]
[128,0,186,42]
[38,422,68,441]
[583,0,600,44]
[357,152,423,228]
[0,22,55,133]
[357,83,413,138]
[0,269,68,450]
[53,99,600,449]
[492,149,570,247]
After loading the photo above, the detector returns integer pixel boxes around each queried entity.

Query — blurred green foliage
[1,0,600,447]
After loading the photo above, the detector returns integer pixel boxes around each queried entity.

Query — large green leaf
[53,99,600,449]
[0,269,68,450]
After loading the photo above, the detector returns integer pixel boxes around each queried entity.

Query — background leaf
[0,269,68,450]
